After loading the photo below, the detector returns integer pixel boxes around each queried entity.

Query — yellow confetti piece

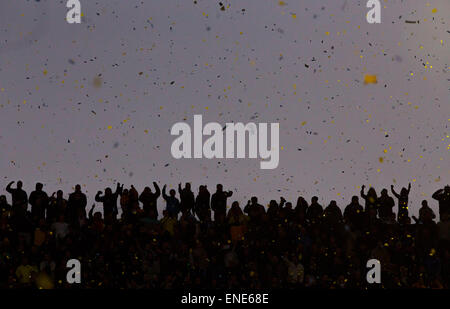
[364,74,378,84]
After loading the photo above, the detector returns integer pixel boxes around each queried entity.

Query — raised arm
[153,182,161,197]
[114,182,122,196]
[162,185,168,200]
[391,185,400,199]
[279,197,286,209]
[88,204,95,220]
[360,185,366,199]
[407,183,411,194]
[95,191,103,202]
[432,188,443,200]
[5,181,14,193]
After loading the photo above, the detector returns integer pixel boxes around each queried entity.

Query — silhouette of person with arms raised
[178,182,195,215]
[432,185,450,221]
[360,185,378,214]
[95,183,122,221]
[139,182,161,219]
[162,185,180,218]
[391,183,411,224]
[6,181,28,213]
[211,184,233,221]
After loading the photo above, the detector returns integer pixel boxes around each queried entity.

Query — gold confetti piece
[364,74,378,84]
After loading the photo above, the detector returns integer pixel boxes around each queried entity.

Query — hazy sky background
[0,0,448,216]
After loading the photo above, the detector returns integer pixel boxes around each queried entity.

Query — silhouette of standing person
[295,196,309,218]
[139,182,161,219]
[306,196,323,224]
[29,183,48,222]
[377,188,395,221]
[244,196,265,222]
[6,181,28,213]
[47,190,67,223]
[211,184,233,221]
[344,196,363,228]
[95,183,122,221]
[414,200,436,224]
[391,183,411,224]
[323,200,343,226]
[67,184,87,224]
[432,185,450,220]
[195,185,210,222]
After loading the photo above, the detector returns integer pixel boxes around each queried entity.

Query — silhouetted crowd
[1,180,449,289]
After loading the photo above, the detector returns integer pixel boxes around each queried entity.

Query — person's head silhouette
[35,183,43,191]
[251,196,258,205]
[367,187,377,197]
[400,187,408,197]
